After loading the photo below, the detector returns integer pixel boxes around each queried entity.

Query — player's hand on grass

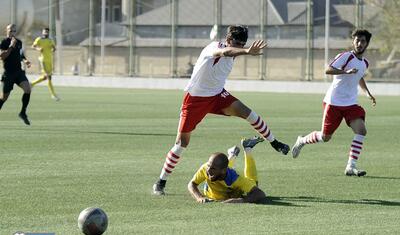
[197,197,214,203]
[345,68,358,74]
[246,40,267,56]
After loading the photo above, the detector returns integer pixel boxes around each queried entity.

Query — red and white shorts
[322,102,366,135]
[178,89,238,133]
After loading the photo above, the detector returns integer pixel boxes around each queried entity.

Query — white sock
[300,131,323,145]
[159,144,185,180]
[347,134,365,168]
[246,111,275,142]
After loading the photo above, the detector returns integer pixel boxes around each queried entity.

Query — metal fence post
[259,0,267,80]
[305,0,314,81]
[170,0,178,77]
[128,0,136,77]
[88,0,95,76]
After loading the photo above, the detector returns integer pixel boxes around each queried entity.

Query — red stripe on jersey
[341,54,355,70]
[213,57,221,66]
[353,140,363,145]
[329,52,345,67]
[351,155,359,160]
[351,150,360,155]
[164,168,172,174]
[364,59,369,68]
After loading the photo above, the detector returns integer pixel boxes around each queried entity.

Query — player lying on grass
[188,136,267,203]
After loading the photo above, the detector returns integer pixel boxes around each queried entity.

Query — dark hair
[43,27,50,31]
[226,25,248,43]
[210,152,229,169]
[351,29,372,44]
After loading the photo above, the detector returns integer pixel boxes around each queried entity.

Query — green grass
[0,86,399,234]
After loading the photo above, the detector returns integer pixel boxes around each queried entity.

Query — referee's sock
[20,93,30,114]
[0,99,4,110]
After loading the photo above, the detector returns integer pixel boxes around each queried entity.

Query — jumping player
[153,25,290,195]
[291,29,376,177]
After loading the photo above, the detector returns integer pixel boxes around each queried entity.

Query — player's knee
[358,128,367,136]
[322,135,331,142]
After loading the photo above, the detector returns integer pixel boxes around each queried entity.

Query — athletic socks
[347,134,365,168]
[159,144,186,180]
[300,131,323,145]
[21,93,30,114]
[246,111,275,142]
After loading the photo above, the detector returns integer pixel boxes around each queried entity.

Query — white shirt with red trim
[184,41,234,97]
[323,51,369,106]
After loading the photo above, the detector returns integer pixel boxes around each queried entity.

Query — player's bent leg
[0,92,10,110]
[31,75,47,86]
[153,132,190,195]
[292,131,325,158]
[241,137,264,183]
[223,101,289,155]
[227,145,240,168]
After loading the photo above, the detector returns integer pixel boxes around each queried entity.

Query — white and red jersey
[323,51,369,106]
[184,41,234,97]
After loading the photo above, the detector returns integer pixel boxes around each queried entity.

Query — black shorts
[1,70,28,93]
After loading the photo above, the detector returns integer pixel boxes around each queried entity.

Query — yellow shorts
[40,60,53,76]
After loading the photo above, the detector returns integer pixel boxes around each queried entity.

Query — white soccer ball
[78,207,108,235]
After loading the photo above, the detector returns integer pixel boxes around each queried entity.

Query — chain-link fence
[1,0,398,81]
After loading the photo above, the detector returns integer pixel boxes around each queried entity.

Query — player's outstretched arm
[326,66,358,75]
[359,77,376,106]
[188,181,212,203]
[223,186,266,204]
[213,40,267,58]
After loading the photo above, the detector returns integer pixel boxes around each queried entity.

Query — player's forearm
[325,66,346,75]
[222,198,245,203]
[187,182,204,201]
[359,78,372,97]
[0,48,12,60]
[213,47,248,57]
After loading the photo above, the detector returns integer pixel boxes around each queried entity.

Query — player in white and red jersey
[153,25,290,195]
[291,29,376,177]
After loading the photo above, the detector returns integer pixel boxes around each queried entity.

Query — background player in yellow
[188,136,266,203]
[31,27,60,101]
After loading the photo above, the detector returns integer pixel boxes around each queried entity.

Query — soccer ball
[78,207,108,235]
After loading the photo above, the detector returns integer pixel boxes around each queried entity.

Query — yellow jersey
[191,163,257,201]
[33,37,55,62]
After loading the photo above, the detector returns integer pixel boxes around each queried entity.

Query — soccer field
[1,86,399,234]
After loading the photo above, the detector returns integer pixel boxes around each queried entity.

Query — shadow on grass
[257,197,307,207]
[364,175,400,180]
[10,127,176,137]
[277,196,400,207]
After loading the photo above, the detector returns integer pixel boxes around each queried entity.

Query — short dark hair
[226,25,248,43]
[43,27,50,31]
[352,29,372,44]
[210,152,229,169]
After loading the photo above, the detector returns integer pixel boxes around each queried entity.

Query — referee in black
[0,24,32,125]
